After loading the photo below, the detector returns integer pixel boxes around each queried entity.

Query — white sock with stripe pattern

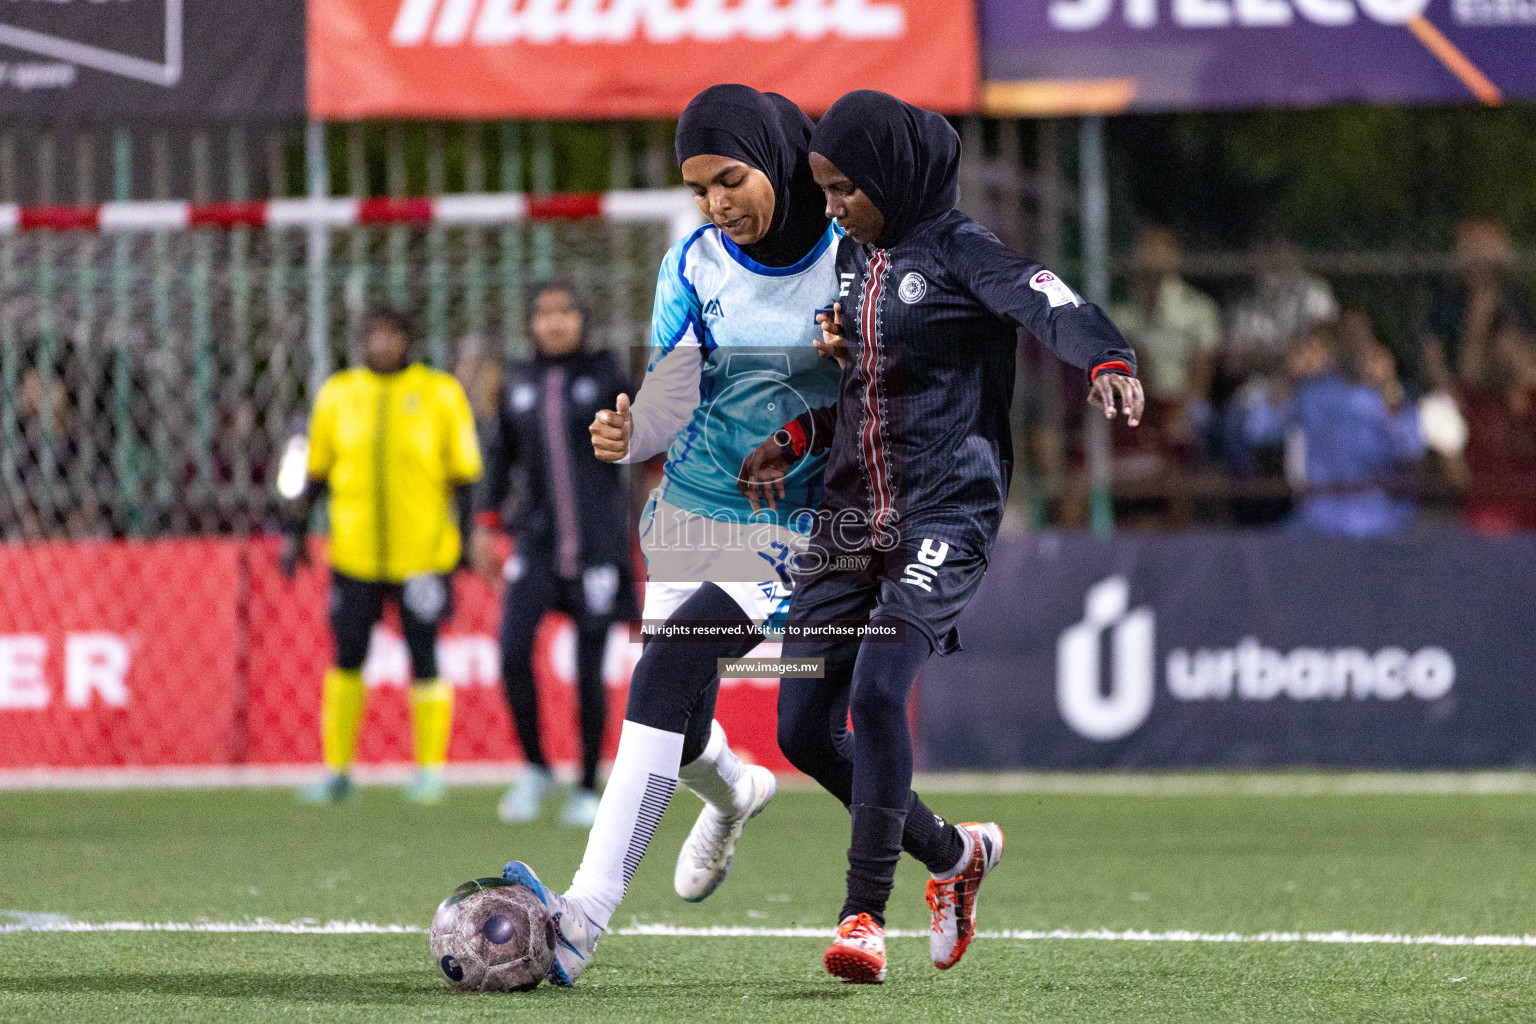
[564,720,683,931]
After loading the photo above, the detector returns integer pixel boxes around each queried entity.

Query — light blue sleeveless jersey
[624,222,842,529]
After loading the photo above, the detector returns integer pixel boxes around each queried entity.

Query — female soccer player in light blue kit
[500,85,843,987]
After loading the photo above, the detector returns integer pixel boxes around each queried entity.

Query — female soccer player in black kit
[741,90,1145,984]
[472,281,638,828]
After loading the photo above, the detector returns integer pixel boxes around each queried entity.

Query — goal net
[0,190,795,784]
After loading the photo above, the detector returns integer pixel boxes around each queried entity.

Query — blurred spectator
[1103,227,1223,525]
[1227,239,1340,364]
[1423,218,1536,390]
[1112,227,1223,413]
[6,344,110,542]
[1215,239,1340,525]
[1243,316,1424,536]
[1455,328,1536,533]
[182,398,273,534]
[1222,239,1339,416]
[454,334,503,432]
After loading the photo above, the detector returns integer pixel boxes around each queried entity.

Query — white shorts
[640,498,803,624]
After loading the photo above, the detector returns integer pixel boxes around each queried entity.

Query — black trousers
[500,558,622,792]
[624,582,755,766]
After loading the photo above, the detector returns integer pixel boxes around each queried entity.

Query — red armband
[1091,360,1133,381]
[475,510,502,531]
[782,419,808,458]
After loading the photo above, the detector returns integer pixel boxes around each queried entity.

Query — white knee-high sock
[676,720,747,816]
[565,720,684,931]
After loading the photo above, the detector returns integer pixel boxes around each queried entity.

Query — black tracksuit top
[479,349,633,571]
[789,209,1137,557]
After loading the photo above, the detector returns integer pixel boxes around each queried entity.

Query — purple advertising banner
[981,0,1536,115]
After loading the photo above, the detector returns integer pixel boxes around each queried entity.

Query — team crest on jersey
[511,383,537,412]
[404,393,422,414]
[703,297,724,317]
[898,271,927,304]
[572,376,598,405]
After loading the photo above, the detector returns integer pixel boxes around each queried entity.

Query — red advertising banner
[0,540,242,768]
[244,537,790,772]
[0,537,790,776]
[308,0,978,119]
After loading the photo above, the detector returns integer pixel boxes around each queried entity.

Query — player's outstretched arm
[738,404,838,513]
[948,221,1144,427]
[612,240,707,464]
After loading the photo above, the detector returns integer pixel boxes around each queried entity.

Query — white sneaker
[673,764,777,902]
[498,766,554,824]
[560,787,600,829]
[501,860,600,987]
[927,821,1005,970]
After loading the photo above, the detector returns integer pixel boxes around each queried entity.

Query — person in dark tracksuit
[471,282,638,828]
[739,91,1145,983]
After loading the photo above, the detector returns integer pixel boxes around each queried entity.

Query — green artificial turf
[2,781,1533,1022]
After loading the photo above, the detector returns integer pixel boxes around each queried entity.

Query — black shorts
[329,570,454,679]
[784,538,986,657]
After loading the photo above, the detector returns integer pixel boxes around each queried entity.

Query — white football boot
[673,764,777,902]
[927,821,1005,970]
[501,860,600,987]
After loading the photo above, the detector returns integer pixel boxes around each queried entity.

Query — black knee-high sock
[841,622,934,924]
[843,804,907,927]
[902,792,964,875]
[777,678,963,874]
[574,617,609,791]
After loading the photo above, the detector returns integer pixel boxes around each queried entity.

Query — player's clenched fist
[815,302,849,368]
[590,393,632,463]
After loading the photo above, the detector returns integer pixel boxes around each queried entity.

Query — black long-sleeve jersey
[478,349,632,572]
[785,209,1136,557]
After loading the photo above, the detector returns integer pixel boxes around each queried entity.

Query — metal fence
[1,117,1525,542]
[0,198,687,541]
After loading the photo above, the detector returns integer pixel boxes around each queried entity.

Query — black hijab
[809,89,961,249]
[674,84,828,268]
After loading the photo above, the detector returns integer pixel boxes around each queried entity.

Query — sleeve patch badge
[1029,269,1081,309]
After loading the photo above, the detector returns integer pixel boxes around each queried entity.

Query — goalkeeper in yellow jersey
[283,306,484,805]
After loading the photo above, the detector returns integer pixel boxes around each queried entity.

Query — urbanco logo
[1055,576,1459,743]
[1056,576,1155,742]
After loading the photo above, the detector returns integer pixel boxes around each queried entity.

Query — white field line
[6,766,1536,796]
[4,914,1535,946]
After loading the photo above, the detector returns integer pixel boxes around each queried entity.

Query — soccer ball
[429,877,555,992]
